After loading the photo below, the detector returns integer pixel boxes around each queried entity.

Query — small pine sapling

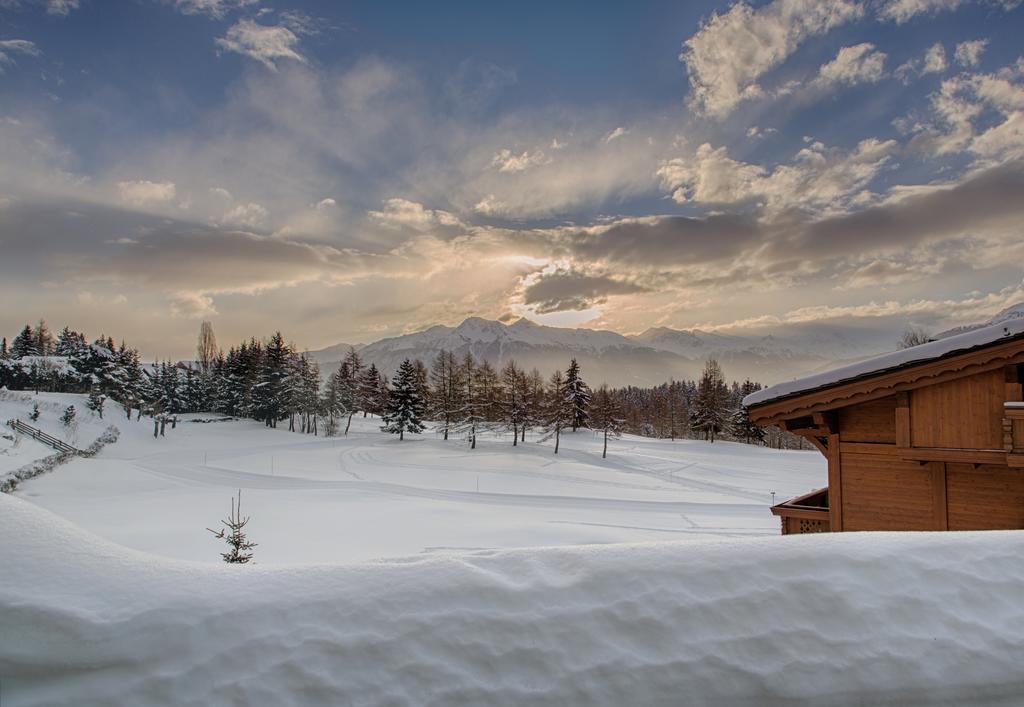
[60,405,76,427]
[29,403,40,422]
[207,490,257,564]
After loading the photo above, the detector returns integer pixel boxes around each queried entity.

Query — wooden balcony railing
[771,487,830,535]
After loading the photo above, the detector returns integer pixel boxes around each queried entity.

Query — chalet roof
[744,318,1024,409]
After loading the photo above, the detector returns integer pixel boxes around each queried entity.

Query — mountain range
[308,303,1024,387]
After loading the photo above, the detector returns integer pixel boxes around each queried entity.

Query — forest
[1,320,808,450]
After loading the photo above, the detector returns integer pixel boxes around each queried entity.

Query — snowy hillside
[5,494,1024,706]
[937,302,1024,339]
[2,392,822,564]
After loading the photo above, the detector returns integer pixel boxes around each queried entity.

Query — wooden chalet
[743,320,1024,534]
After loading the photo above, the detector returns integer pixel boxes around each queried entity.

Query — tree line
[1,320,810,451]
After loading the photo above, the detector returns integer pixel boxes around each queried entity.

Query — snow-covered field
[5,392,1024,704]
[5,494,1024,706]
[1,391,823,564]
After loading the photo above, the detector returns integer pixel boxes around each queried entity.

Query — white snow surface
[745,318,1024,408]
[4,494,1024,706]
[2,392,824,564]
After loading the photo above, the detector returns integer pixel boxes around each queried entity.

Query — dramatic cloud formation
[681,0,864,116]
[1,0,1022,356]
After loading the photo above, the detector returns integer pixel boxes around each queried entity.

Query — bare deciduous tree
[197,321,219,374]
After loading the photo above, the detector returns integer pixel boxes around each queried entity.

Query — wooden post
[828,432,843,531]
[931,462,948,530]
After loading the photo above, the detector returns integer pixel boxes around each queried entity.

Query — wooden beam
[932,462,948,531]
[897,447,1007,465]
[895,391,911,448]
[827,432,843,532]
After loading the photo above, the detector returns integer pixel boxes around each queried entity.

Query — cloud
[215,19,307,70]
[0,0,77,15]
[954,39,988,68]
[368,198,464,232]
[911,59,1024,157]
[171,0,257,19]
[521,269,650,314]
[680,0,864,117]
[813,43,887,88]
[0,39,40,73]
[491,148,552,173]
[657,137,898,213]
[221,201,268,228]
[895,42,948,82]
[170,291,218,319]
[604,126,629,142]
[878,0,964,23]
[117,180,177,206]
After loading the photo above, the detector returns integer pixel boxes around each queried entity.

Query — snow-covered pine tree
[253,332,290,428]
[731,379,765,445]
[29,402,40,422]
[428,350,462,440]
[61,404,76,427]
[381,359,426,441]
[691,358,730,442]
[563,358,591,432]
[499,360,527,446]
[87,386,106,419]
[10,325,36,359]
[591,385,625,458]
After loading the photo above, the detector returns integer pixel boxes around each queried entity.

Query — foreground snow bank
[2,495,1024,706]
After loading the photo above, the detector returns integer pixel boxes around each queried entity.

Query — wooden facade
[747,332,1024,534]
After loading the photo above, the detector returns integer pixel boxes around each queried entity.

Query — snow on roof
[744,318,1024,408]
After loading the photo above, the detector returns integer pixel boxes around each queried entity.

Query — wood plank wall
[910,369,1005,449]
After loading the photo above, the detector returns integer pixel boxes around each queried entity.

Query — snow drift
[3,494,1024,706]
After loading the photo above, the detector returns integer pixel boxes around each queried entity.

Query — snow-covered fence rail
[6,419,80,455]
[1,424,119,494]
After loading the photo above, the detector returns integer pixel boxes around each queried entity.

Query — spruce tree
[206,490,257,564]
[10,325,36,358]
[381,359,426,441]
[564,358,591,432]
[691,358,730,442]
[731,379,766,445]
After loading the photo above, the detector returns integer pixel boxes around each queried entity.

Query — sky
[1,0,1023,359]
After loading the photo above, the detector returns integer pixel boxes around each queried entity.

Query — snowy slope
[5,392,823,564]
[4,493,1024,706]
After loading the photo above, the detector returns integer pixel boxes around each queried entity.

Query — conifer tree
[254,332,290,427]
[454,353,485,449]
[499,360,527,446]
[87,386,106,419]
[206,490,257,564]
[429,350,462,440]
[731,379,766,445]
[691,358,730,442]
[61,405,76,427]
[591,385,624,458]
[10,325,36,358]
[540,370,571,454]
[564,358,591,432]
[359,363,383,417]
[381,359,426,440]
